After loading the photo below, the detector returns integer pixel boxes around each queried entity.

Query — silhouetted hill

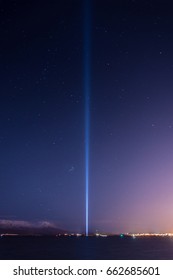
[0,220,67,235]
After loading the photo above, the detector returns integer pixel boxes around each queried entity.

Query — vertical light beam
[84,0,90,236]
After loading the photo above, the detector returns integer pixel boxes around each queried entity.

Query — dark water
[1,236,173,260]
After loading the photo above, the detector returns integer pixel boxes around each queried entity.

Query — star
[68,166,75,173]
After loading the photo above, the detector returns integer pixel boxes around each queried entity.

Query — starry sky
[1,0,173,234]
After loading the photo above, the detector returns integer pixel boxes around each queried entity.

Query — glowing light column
[84,0,91,236]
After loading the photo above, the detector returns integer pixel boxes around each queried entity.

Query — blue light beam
[84,0,91,236]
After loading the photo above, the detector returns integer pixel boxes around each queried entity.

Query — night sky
[1,0,173,234]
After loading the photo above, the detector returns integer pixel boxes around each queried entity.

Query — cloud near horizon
[0,219,59,228]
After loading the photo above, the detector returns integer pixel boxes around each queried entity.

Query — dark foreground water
[1,236,173,260]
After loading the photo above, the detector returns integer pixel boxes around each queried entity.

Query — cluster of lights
[2,232,173,238]
[0,233,19,237]
[95,233,107,237]
[56,233,83,237]
[127,233,173,237]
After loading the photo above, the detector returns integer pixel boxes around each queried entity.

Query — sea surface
[0,236,173,260]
